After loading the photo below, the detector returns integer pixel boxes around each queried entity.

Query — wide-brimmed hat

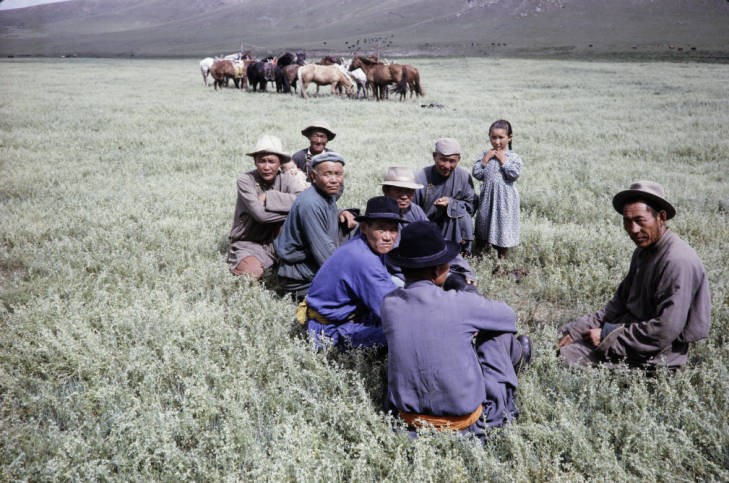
[381,166,424,190]
[386,221,460,268]
[433,137,462,156]
[355,196,407,223]
[612,180,676,219]
[245,134,291,162]
[310,151,345,168]
[301,120,336,140]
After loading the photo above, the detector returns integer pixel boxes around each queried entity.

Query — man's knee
[558,341,597,367]
[233,256,265,279]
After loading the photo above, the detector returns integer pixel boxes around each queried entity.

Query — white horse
[199,57,215,86]
[340,60,368,98]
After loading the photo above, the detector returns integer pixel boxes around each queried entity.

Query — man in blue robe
[300,196,405,350]
[382,221,531,441]
[275,151,357,299]
[413,138,477,254]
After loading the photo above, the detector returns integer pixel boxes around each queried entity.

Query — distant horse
[199,57,215,86]
[210,59,246,90]
[297,64,353,99]
[349,56,408,101]
[275,51,306,93]
[247,61,269,91]
[317,55,343,65]
[403,64,424,98]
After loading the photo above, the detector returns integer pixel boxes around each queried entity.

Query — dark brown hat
[612,180,676,219]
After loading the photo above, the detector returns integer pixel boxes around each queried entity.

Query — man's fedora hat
[245,134,291,162]
[612,180,676,219]
[386,220,460,269]
[355,196,407,223]
[381,166,424,190]
[301,120,336,141]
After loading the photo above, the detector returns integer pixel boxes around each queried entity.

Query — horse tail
[414,74,424,97]
[392,69,408,99]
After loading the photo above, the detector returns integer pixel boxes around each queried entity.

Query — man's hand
[582,328,602,348]
[339,210,358,230]
[558,334,574,349]
[258,192,266,203]
[434,196,449,207]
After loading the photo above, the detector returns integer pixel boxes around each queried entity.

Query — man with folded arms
[558,180,711,370]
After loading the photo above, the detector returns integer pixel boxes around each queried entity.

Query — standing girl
[472,119,523,260]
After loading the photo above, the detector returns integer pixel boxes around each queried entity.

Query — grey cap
[310,151,345,168]
[434,137,462,155]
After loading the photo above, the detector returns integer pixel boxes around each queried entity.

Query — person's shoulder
[663,231,705,267]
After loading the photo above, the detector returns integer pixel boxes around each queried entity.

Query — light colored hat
[612,180,676,219]
[434,137,462,155]
[310,151,345,168]
[301,120,336,140]
[381,166,424,190]
[246,134,291,162]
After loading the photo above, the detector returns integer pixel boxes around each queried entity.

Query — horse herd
[199,51,424,101]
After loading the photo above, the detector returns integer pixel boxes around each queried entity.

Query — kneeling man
[382,221,530,440]
[558,181,711,369]
[300,196,404,350]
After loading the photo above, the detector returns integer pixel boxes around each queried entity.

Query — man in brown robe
[227,135,305,279]
[558,181,711,369]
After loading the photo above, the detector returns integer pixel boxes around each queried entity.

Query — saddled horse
[349,56,408,101]
[210,59,247,90]
[297,64,353,99]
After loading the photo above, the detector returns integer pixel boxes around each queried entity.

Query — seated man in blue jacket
[382,221,531,440]
[298,196,405,350]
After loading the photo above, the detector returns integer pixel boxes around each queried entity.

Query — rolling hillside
[1,0,728,58]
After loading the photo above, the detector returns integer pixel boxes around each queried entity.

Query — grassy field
[1,57,728,481]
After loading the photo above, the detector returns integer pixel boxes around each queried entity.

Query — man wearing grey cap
[275,151,358,299]
[413,138,477,254]
[558,181,711,370]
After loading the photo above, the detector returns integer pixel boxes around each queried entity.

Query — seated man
[381,166,477,291]
[284,120,336,181]
[298,196,404,350]
[275,151,357,299]
[382,221,531,440]
[558,181,711,370]
[413,138,477,254]
[227,134,305,279]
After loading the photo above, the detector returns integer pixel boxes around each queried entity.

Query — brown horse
[297,64,353,99]
[403,64,424,98]
[209,59,247,90]
[349,56,408,101]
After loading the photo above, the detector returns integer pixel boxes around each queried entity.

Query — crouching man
[382,221,531,440]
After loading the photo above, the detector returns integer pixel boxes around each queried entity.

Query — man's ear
[658,210,667,222]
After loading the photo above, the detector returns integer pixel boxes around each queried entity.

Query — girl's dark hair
[489,119,513,150]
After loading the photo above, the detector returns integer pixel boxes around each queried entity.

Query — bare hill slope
[1,0,728,58]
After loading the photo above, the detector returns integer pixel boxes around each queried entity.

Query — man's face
[383,185,415,211]
[360,219,399,255]
[310,161,344,195]
[622,201,667,248]
[308,130,329,155]
[433,153,461,177]
[254,154,281,184]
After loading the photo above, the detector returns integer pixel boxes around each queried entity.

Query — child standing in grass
[472,119,523,260]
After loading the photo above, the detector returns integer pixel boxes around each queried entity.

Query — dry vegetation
[1,56,728,481]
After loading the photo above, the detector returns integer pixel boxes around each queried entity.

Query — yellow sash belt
[399,405,483,431]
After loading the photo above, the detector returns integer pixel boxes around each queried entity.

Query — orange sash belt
[399,405,483,431]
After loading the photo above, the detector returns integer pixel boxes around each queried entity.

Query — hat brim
[355,213,408,224]
[381,180,424,190]
[386,241,460,269]
[612,190,676,219]
[301,127,336,141]
[246,150,292,163]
